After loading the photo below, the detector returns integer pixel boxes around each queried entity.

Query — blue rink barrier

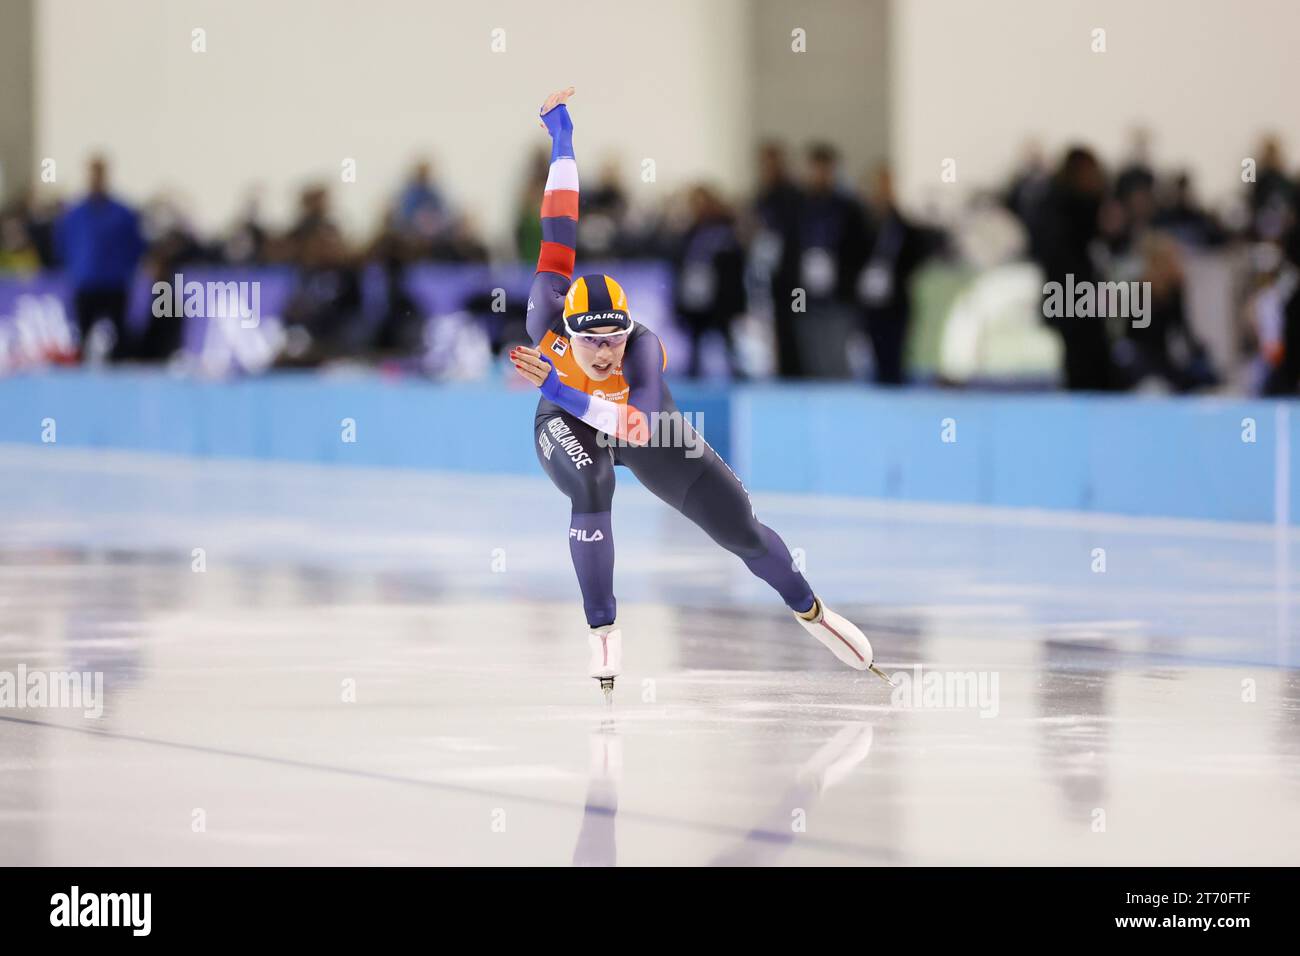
[0,369,731,479]
[735,387,1295,525]
[0,370,1295,524]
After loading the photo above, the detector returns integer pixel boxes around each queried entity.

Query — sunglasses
[570,330,630,350]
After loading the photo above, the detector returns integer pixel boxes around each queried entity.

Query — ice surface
[1,446,1296,865]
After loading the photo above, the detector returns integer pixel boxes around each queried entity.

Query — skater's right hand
[510,345,554,388]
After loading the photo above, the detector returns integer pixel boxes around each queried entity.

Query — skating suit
[525,103,813,628]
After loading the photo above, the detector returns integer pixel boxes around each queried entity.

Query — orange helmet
[563,274,632,336]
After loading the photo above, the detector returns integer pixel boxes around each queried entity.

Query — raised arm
[527,87,579,343]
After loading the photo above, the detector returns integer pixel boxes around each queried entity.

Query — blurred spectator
[673,185,747,378]
[2,192,61,270]
[140,193,213,273]
[1256,239,1300,395]
[279,216,364,365]
[284,184,338,253]
[1030,146,1118,390]
[752,141,805,378]
[430,212,489,263]
[0,208,41,274]
[1271,294,1300,396]
[32,201,63,268]
[1263,289,1300,396]
[795,142,869,379]
[223,189,269,265]
[1004,140,1051,225]
[136,193,213,360]
[513,147,549,263]
[1153,172,1227,248]
[1241,242,1287,389]
[1114,128,1156,203]
[1116,234,1217,392]
[55,155,145,360]
[367,207,424,355]
[858,165,927,385]
[388,160,487,262]
[1106,129,1158,261]
[578,157,630,259]
[276,187,361,361]
[1249,135,1294,240]
[395,160,448,242]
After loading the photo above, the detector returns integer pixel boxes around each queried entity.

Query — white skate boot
[587,625,622,702]
[795,597,893,684]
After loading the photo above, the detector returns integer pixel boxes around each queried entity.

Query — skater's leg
[535,412,617,627]
[619,431,814,613]
[619,426,880,674]
[676,451,815,614]
[570,511,615,627]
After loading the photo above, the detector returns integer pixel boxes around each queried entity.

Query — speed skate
[587,600,891,702]
[795,597,894,685]
[587,626,622,702]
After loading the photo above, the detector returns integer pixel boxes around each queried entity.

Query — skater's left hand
[510,345,553,387]
[539,86,575,129]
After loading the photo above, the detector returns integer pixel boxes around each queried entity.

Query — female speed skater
[510,87,888,700]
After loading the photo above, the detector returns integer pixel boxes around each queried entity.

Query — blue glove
[535,353,590,418]
[537,355,564,402]
[541,104,574,161]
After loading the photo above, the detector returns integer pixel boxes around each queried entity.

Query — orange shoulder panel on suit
[538,330,632,404]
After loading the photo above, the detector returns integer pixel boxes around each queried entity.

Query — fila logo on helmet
[569,528,604,542]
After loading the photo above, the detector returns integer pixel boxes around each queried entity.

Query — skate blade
[598,677,615,704]
[866,663,895,686]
